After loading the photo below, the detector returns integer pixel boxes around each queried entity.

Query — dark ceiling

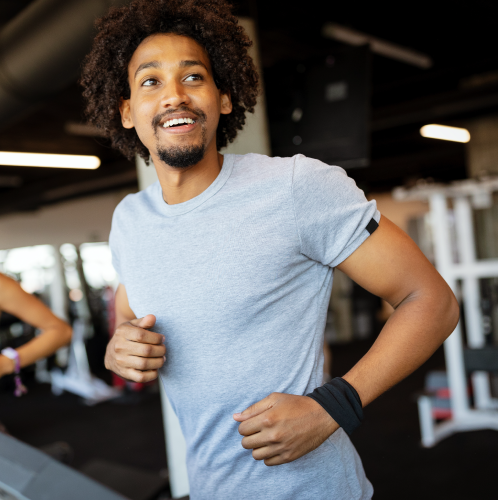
[1,0,498,215]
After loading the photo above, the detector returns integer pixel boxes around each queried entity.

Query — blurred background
[1,0,498,499]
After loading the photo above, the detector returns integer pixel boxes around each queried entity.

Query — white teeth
[162,117,195,128]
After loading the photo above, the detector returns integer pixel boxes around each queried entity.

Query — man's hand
[105,314,166,382]
[233,392,339,466]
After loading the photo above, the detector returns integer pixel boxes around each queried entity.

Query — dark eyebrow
[134,60,161,80]
[179,59,209,71]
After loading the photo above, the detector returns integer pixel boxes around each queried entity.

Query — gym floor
[1,339,497,500]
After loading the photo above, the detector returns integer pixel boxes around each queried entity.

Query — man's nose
[160,80,190,108]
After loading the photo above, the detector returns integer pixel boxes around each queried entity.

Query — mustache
[152,106,207,129]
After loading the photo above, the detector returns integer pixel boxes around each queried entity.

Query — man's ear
[220,91,232,115]
[119,98,135,129]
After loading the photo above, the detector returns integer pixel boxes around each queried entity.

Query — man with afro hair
[81,1,459,498]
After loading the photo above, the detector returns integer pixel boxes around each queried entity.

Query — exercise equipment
[48,244,121,405]
[51,319,121,405]
[80,459,168,500]
[394,178,498,446]
[0,433,126,500]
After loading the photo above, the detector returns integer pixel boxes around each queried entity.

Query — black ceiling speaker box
[0,433,127,500]
[267,45,370,169]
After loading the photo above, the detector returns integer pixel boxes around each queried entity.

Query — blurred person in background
[81,1,459,499]
[0,272,72,405]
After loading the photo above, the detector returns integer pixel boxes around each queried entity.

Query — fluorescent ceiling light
[0,152,101,169]
[322,23,433,69]
[420,124,470,143]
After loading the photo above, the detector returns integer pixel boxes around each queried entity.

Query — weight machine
[394,178,498,447]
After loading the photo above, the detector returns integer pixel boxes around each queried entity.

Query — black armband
[366,217,379,235]
[306,377,363,436]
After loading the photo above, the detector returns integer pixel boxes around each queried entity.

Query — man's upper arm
[115,283,136,328]
[336,215,451,308]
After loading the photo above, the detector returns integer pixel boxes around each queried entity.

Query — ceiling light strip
[420,125,470,143]
[0,152,101,169]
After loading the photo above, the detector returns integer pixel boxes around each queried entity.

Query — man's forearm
[233,288,459,467]
[342,287,459,407]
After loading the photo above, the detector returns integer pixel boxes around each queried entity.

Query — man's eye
[142,78,157,86]
[185,74,203,82]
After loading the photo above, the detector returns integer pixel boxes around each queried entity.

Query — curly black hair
[80,0,259,162]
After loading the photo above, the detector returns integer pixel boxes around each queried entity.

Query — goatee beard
[153,106,208,169]
[157,143,206,168]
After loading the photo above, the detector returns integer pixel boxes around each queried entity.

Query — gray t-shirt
[110,153,379,500]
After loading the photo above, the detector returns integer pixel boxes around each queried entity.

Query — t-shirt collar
[153,154,235,217]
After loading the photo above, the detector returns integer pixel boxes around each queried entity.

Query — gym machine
[394,178,498,447]
[0,433,126,500]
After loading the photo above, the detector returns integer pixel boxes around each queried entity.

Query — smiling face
[119,33,232,169]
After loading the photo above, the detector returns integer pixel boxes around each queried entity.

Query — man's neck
[151,146,223,205]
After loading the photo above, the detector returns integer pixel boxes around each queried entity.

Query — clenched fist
[105,314,166,383]
[234,392,339,466]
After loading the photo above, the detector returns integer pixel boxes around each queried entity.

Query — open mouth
[162,117,197,128]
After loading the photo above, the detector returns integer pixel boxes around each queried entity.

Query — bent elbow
[61,323,73,346]
[445,290,460,339]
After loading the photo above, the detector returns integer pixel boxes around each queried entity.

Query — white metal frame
[51,319,121,405]
[394,179,498,447]
[48,245,121,405]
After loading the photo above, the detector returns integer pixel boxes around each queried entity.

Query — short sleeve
[291,155,380,267]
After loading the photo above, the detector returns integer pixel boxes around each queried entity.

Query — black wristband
[306,377,363,436]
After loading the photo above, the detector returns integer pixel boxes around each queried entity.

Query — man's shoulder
[233,153,346,175]
[232,152,295,169]
[231,153,350,194]
[230,153,298,185]
[225,154,299,201]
